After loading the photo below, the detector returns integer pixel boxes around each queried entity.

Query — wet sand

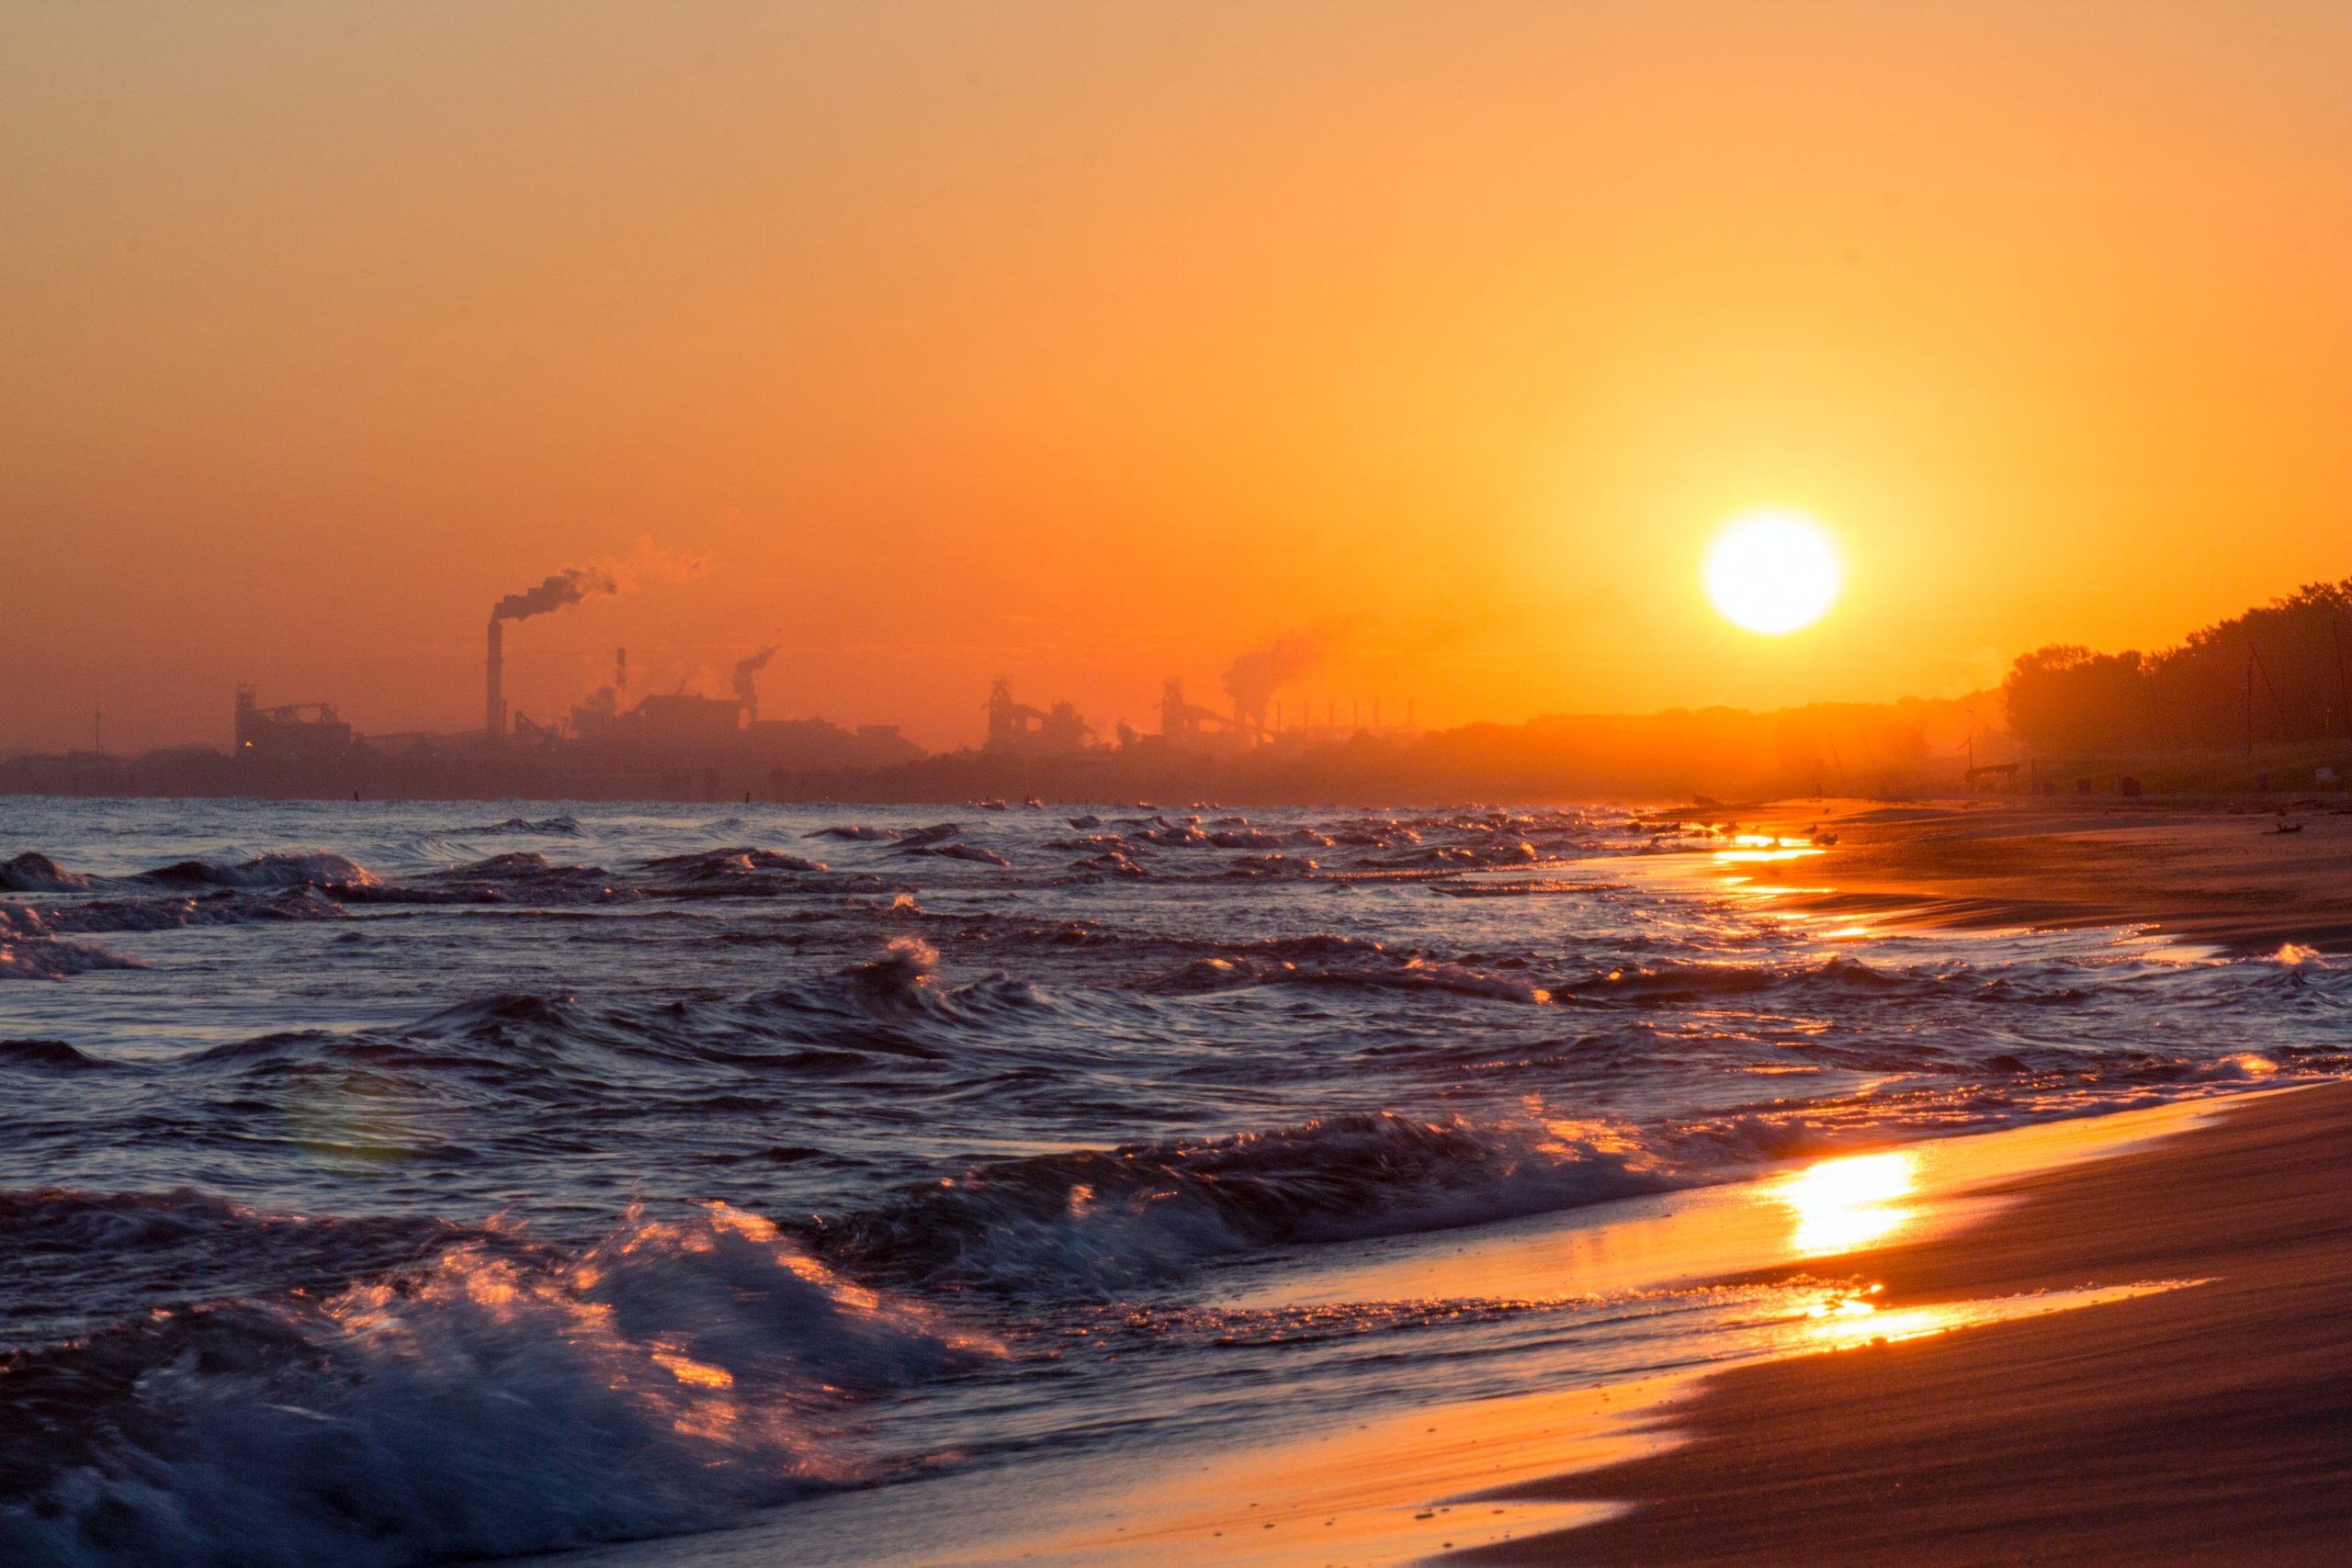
[1691,795,2352,955]
[1462,1081,2352,1566]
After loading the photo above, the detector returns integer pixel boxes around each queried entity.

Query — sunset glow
[7,9,2351,1566]
[6,4,2351,753]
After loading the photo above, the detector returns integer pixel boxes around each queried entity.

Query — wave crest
[138,852,379,891]
[817,1111,1667,1293]
[0,1201,987,1568]
[0,852,86,892]
[0,903,145,982]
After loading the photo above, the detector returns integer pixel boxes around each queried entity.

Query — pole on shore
[2250,645,2290,743]
[2334,617,2352,742]
[2243,651,2255,759]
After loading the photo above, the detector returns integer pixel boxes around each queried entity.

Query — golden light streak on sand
[1776,1150,1918,1258]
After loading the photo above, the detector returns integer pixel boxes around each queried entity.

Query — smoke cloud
[732,646,778,722]
[1222,629,1333,723]
[493,566,619,624]
[491,538,712,624]
[604,537,710,592]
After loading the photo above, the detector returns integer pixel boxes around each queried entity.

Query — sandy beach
[1467,1079,2352,1565]
[1704,794,2352,956]
[1452,797,2352,1565]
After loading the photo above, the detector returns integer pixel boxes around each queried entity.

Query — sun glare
[1779,1150,1917,1258]
[1705,511,1841,635]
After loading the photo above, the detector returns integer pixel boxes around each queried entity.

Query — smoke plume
[492,539,710,624]
[732,647,778,723]
[493,566,618,623]
[1221,629,1332,724]
[604,537,710,592]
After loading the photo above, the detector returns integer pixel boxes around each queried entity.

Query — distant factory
[0,570,2030,807]
[216,637,922,800]
[1,570,1425,801]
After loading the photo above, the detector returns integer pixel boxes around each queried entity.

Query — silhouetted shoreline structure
[985,680,1093,758]
[15,581,2351,804]
[6,675,2008,804]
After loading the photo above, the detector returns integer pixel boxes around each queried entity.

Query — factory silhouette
[0,569,1442,803]
[1,561,2018,804]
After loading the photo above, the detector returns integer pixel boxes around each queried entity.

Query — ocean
[1,796,2340,1566]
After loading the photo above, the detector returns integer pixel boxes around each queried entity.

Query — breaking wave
[640,847,831,887]
[29,889,350,934]
[0,1201,989,1568]
[137,852,380,892]
[455,815,582,836]
[0,852,86,892]
[0,1039,107,1072]
[816,1111,1670,1294]
[0,903,146,982]
[1153,937,1560,1005]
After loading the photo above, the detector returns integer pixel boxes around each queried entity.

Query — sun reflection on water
[1713,834,1822,866]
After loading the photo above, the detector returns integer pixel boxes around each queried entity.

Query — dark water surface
[2,797,2342,1565]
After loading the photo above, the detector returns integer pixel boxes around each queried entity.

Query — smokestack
[494,565,616,624]
[732,647,778,727]
[485,618,505,743]
[616,648,628,694]
[1220,630,1329,729]
[484,563,624,747]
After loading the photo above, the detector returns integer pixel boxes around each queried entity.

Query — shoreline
[533,798,2348,1568]
[528,1096,2256,1568]
[1678,795,2352,956]
[1458,1081,2352,1566]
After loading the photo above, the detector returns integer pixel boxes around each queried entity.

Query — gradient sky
[6,1,2348,753]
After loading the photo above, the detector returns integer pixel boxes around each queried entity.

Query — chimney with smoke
[484,565,619,746]
[1221,630,1330,730]
[494,566,617,624]
[485,619,504,740]
[732,647,778,726]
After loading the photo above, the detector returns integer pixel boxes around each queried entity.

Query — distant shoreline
[1702,794,2352,957]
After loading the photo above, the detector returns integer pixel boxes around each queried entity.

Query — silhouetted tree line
[2002,580,2352,755]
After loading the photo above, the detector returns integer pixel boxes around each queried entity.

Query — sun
[1705,510,1841,635]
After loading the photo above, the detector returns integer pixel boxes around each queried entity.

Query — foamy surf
[0,1202,989,1568]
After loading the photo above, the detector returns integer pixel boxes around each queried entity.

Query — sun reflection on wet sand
[1790,1279,2205,1352]
[1778,1150,1918,1257]
[1223,1098,2222,1317]
[865,1270,2209,1567]
[1718,832,1820,860]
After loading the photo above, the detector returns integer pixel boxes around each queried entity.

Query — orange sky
[5,2,2349,754]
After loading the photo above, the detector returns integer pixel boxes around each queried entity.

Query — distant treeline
[2002,580,2352,756]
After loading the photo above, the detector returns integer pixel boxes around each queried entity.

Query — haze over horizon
[7,1,2350,755]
